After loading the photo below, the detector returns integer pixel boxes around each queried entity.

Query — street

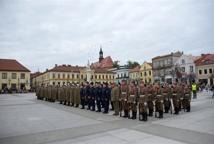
[0,91,213,144]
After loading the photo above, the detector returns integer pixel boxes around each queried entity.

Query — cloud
[0,0,214,72]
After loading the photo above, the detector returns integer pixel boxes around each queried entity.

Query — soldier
[36,86,41,100]
[147,84,155,116]
[70,84,74,107]
[103,83,111,114]
[74,84,81,108]
[111,83,120,116]
[155,84,164,118]
[80,83,85,109]
[172,84,180,115]
[163,84,171,113]
[44,85,48,101]
[51,84,57,102]
[138,82,148,121]
[85,82,91,110]
[178,83,184,111]
[87,82,95,111]
[120,80,129,118]
[128,81,137,119]
[96,83,102,112]
[183,84,191,112]
[47,85,52,102]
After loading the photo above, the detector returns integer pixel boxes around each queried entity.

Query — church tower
[99,46,104,62]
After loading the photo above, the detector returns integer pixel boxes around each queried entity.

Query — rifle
[170,98,174,114]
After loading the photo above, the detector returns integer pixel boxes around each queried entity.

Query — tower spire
[99,45,104,62]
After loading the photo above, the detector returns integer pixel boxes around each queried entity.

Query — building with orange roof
[195,54,214,85]
[0,59,31,92]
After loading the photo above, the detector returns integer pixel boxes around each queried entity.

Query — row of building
[0,49,214,91]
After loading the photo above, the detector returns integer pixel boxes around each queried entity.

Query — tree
[113,60,120,68]
[126,60,140,69]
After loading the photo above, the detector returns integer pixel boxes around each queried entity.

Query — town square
[0,0,214,144]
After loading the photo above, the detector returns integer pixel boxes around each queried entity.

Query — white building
[174,54,197,84]
[110,66,131,83]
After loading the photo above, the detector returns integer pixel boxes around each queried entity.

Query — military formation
[36,80,192,122]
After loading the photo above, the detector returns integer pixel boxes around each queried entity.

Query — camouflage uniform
[128,84,137,119]
[147,85,155,116]
[155,86,164,118]
[138,85,148,121]
[183,85,191,112]
[120,84,129,118]
[111,84,120,116]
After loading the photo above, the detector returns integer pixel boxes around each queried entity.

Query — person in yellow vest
[192,81,197,99]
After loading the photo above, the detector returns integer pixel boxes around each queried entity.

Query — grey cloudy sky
[0,0,214,72]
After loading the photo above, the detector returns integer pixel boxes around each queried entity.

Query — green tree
[113,60,120,68]
[126,60,140,69]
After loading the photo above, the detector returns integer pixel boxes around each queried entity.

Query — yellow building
[32,64,115,87]
[140,61,153,83]
[0,59,31,91]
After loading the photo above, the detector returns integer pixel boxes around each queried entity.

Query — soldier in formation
[35,81,192,122]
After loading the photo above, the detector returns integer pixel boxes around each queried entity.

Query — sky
[0,0,214,72]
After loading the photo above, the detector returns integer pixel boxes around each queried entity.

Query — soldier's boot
[174,108,179,115]
[139,113,143,121]
[158,111,163,118]
[144,112,148,121]
[132,111,137,120]
[75,104,79,108]
[123,110,128,118]
[164,107,169,113]
[64,101,67,105]
[60,101,62,104]
[67,102,70,106]
[187,106,191,112]
[149,109,153,117]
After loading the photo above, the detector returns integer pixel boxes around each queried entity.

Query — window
[72,74,74,79]
[67,74,70,79]
[181,67,185,72]
[91,75,93,79]
[12,73,17,79]
[190,66,193,73]
[204,69,207,74]
[81,74,83,79]
[109,75,112,79]
[199,70,202,75]
[2,73,7,79]
[149,71,151,76]
[102,75,104,79]
[106,75,108,79]
[209,69,213,74]
[77,74,79,79]
[95,75,97,79]
[99,75,101,79]
[58,74,60,79]
[21,73,25,79]
[113,75,114,79]
[181,59,185,64]
[124,73,126,77]
[63,74,65,79]
[53,82,55,85]
[144,72,147,76]
[117,74,119,78]
[52,73,55,79]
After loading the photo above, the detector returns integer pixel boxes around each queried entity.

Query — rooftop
[0,59,30,72]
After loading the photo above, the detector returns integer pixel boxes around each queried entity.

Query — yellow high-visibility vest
[192,84,197,91]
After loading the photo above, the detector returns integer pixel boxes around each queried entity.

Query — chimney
[46,69,48,72]
[55,64,57,67]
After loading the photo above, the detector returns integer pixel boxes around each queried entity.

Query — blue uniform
[96,87,102,112]
[80,87,85,109]
[103,87,111,113]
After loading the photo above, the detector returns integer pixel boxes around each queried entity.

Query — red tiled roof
[93,68,115,74]
[48,65,85,73]
[129,66,140,73]
[194,54,214,66]
[91,56,113,69]
[0,59,30,72]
